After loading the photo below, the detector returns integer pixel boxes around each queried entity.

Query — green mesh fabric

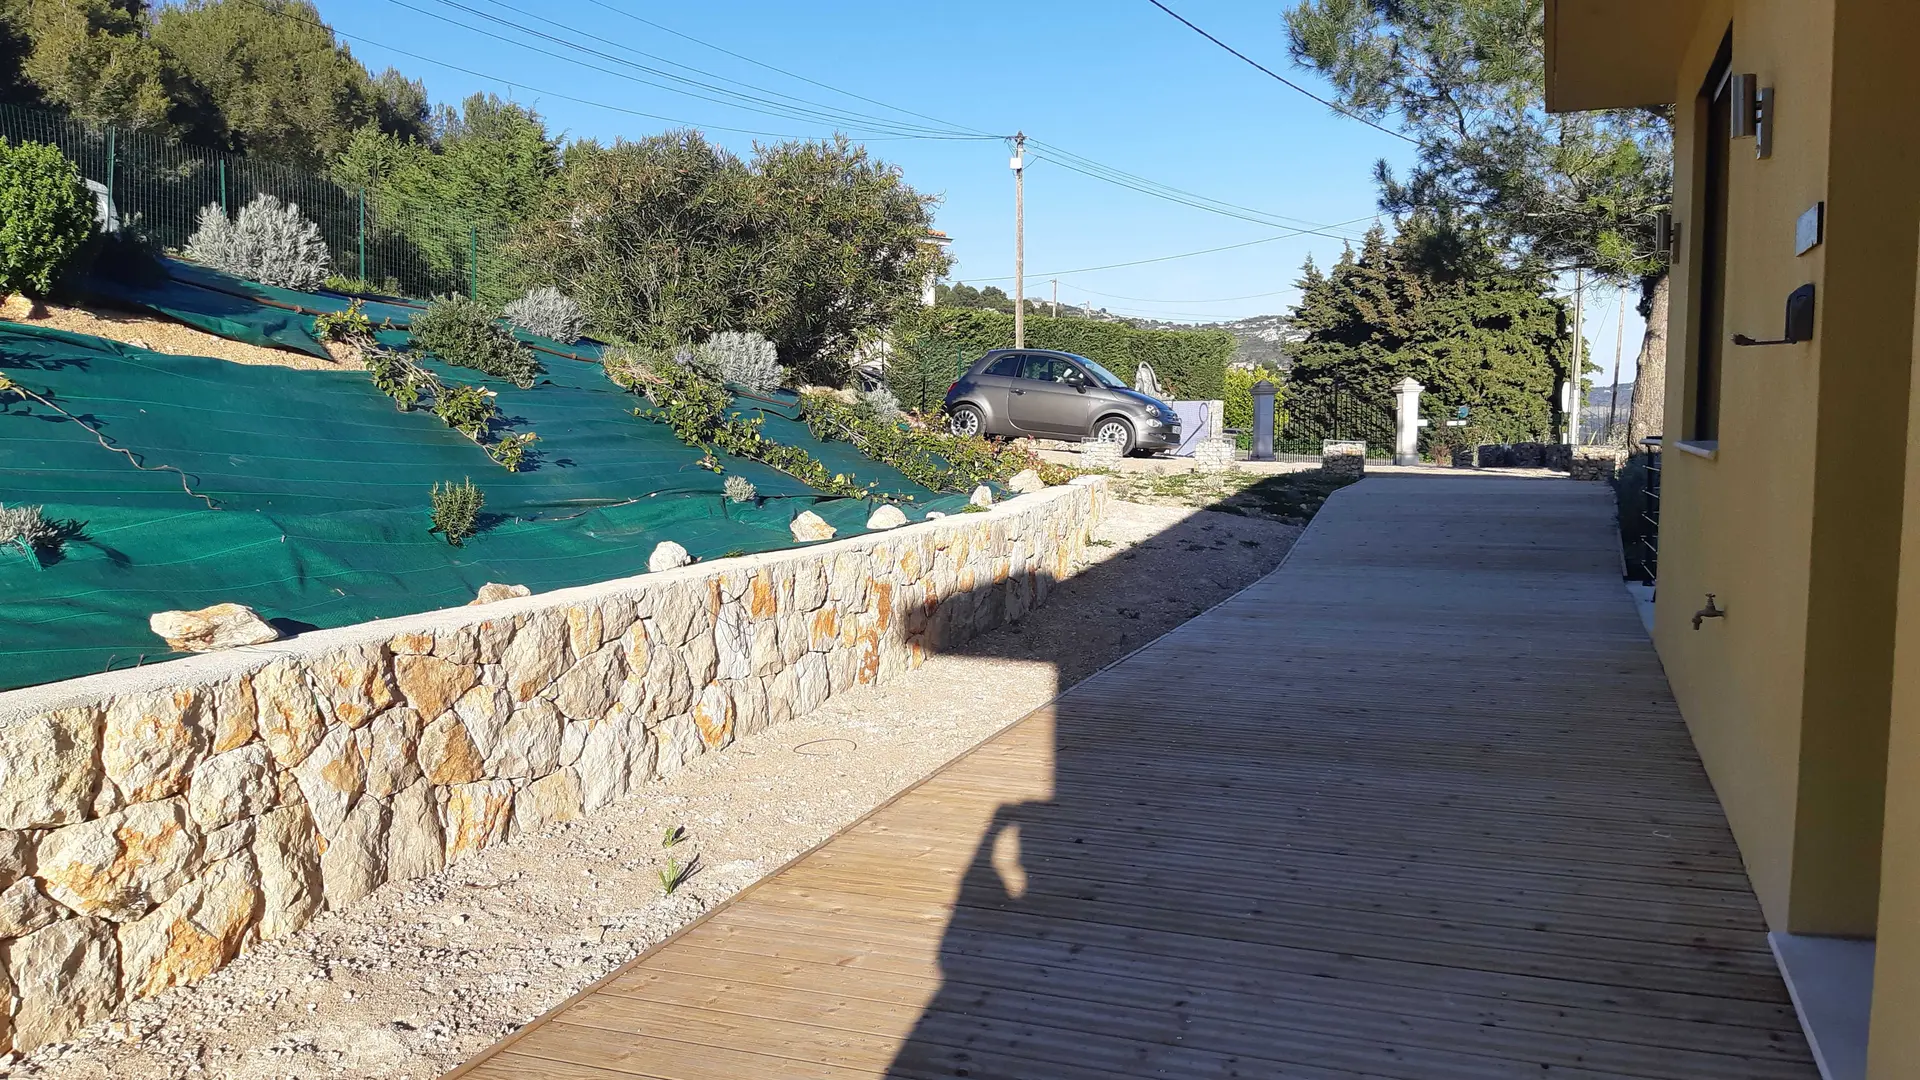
[0,322,963,691]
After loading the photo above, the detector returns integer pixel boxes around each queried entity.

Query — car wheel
[1093,417,1136,455]
[948,404,985,438]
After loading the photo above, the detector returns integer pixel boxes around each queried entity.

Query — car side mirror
[1066,371,1088,391]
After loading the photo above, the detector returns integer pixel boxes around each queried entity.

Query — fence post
[1393,376,1425,466]
[219,159,227,215]
[469,226,478,300]
[105,127,116,214]
[358,189,368,284]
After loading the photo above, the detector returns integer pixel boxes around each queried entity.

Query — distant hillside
[1124,312,1295,370]
[1581,381,1635,436]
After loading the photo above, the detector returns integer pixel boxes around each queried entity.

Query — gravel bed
[1,501,1302,1080]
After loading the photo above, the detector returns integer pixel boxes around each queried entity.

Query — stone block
[1321,440,1366,478]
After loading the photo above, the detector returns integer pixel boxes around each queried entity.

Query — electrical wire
[1144,0,1420,146]
[430,0,995,139]
[389,0,993,140]
[236,0,830,138]
[963,213,1378,282]
[1059,282,1294,305]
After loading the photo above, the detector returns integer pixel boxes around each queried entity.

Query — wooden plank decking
[451,474,1816,1080]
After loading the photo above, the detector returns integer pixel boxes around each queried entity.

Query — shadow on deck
[451,474,1815,1080]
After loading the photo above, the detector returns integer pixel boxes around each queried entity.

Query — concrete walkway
[451,475,1814,1079]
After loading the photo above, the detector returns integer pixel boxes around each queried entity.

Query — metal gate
[1275,383,1394,456]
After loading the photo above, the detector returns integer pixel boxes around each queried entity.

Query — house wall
[1654,0,1919,935]
[0,479,1106,1055]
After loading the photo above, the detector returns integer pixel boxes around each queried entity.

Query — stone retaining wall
[0,479,1107,1053]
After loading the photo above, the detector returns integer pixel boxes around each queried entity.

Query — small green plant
[313,300,373,342]
[432,383,498,441]
[0,503,80,566]
[1,140,96,299]
[488,431,540,472]
[410,294,542,388]
[429,479,485,546]
[662,825,686,849]
[960,502,988,513]
[696,452,723,473]
[723,475,756,503]
[366,346,435,411]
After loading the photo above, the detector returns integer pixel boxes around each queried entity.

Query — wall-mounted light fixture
[1730,74,1774,159]
[1733,284,1816,346]
[1655,210,1681,258]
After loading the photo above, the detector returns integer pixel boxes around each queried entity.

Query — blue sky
[315,0,1642,382]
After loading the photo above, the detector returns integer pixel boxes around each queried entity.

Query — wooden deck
[451,475,1816,1080]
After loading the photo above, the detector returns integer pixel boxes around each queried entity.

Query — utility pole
[1051,278,1058,318]
[1569,269,1584,445]
[1605,285,1627,443]
[1011,133,1026,348]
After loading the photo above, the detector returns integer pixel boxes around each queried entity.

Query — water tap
[1693,594,1725,630]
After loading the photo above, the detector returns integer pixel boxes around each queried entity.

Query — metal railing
[1,104,515,303]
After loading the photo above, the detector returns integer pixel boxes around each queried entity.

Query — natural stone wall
[1321,440,1366,478]
[1571,445,1627,481]
[1192,437,1236,471]
[0,479,1107,1053]
[1079,439,1122,471]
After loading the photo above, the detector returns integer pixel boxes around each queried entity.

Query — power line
[238,0,841,138]
[1059,282,1294,305]
[1144,0,1420,146]
[1027,139,1369,237]
[391,0,994,140]
[963,214,1377,282]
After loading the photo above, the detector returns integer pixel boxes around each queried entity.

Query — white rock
[468,582,531,605]
[386,781,444,882]
[0,707,102,830]
[0,877,68,938]
[36,799,201,920]
[790,510,836,542]
[647,541,692,572]
[319,796,389,908]
[1007,469,1045,494]
[148,603,280,652]
[925,511,947,520]
[188,743,279,830]
[6,917,120,1051]
[866,505,908,530]
[969,485,994,508]
[252,804,323,940]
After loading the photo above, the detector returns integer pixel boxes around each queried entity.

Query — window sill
[1674,440,1719,460]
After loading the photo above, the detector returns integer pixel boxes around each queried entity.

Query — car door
[965,352,1024,431]
[1007,355,1095,435]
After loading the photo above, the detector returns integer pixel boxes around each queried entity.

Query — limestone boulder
[364,708,424,799]
[102,688,211,804]
[310,642,400,729]
[479,698,563,779]
[925,510,947,520]
[552,644,626,721]
[513,768,584,836]
[251,804,322,940]
[442,780,515,863]
[0,957,11,1054]
[469,582,531,605]
[866,505,908,530]
[692,682,736,751]
[0,877,70,938]
[187,743,280,830]
[790,511,835,542]
[418,713,485,786]
[208,675,259,754]
[500,615,568,702]
[387,781,444,882]
[0,706,102,830]
[0,829,28,892]
[37,798,201,919]
[650,583,703,646]
[116,852,260,998]
[714,604,751,682]
[1006,469,1045,494]
[319,796,389,909]
[291,724,367,840]
[6,917,121,1052]
[393,654,478,721]
[148,603,280,652]
[648,541,692,572]
[253,659,326,767]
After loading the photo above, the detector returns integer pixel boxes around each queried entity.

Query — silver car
[942,349,1180,455]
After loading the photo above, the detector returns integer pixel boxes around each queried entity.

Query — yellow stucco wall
[1654,0,1917,936]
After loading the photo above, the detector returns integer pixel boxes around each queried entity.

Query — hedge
[902,307,1233,401]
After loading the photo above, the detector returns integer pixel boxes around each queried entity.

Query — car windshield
[1071,357,1128,388]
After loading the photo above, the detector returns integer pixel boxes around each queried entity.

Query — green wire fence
[0,103,517,304]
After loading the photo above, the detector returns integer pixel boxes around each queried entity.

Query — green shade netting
[0,322,964,691]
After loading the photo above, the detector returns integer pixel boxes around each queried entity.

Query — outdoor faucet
[1693,594,1725,630]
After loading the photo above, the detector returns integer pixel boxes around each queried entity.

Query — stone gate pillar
[1393,376,1425,466]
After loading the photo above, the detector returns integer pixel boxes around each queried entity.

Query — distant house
[1548,2,1920,1074]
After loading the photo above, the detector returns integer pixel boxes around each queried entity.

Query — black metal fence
[0,103,514,303]
[1276,382,1395,456]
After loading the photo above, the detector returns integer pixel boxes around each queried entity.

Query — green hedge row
[902,307,1233,400]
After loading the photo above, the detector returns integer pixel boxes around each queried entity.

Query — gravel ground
[1,500,1304,1080]
[10,303,360,369]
